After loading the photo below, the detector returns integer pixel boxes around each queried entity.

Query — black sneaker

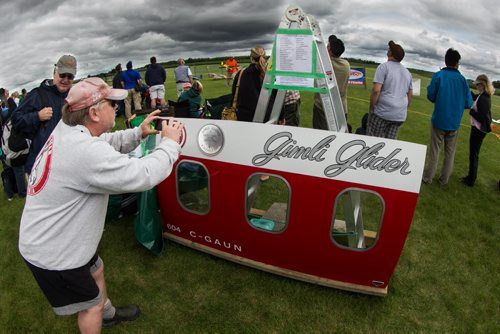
[460,176,474,187]
[102,304,140,327]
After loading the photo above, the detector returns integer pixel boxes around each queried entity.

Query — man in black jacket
[145,56,166,108]
[11,55,77,174]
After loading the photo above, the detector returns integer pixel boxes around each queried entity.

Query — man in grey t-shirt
[367,40,413,139]
[174,58,193,97]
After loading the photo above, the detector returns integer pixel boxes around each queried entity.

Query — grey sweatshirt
[19,121,180,270]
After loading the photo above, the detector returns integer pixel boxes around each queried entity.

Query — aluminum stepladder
[249,5,367,249]
[252,5,347,132]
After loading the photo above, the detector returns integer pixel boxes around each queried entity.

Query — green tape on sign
[267,70,325,79]
[275,28,313,35]
[263,83,328,93]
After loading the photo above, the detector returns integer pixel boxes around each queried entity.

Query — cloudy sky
[0,0,498,92]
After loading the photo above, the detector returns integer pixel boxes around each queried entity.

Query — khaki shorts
[149,84,165,100]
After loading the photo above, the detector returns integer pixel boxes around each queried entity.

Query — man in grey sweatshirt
[18,77,184,332]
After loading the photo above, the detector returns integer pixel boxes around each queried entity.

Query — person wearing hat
[313,34,350,130]
[422,48,473,185]
[367,41,413,139]
[120,60,143,119]
[460,74,494,187]
[18,77,184,332]
[11,54,77,174]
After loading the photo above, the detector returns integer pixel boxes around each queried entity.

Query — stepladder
[253,5,348,133]
[250,5,367,241]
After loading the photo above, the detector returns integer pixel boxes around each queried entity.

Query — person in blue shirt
[120,61,143,119]
[422,48,473,185]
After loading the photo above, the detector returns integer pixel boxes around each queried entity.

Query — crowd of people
[1,53,184,332]
[0,32,497,332]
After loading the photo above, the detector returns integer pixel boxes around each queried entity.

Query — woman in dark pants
[461,74,493,187]
[232,46,267,122]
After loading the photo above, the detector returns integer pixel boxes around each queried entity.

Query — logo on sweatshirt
[28,136,53,196]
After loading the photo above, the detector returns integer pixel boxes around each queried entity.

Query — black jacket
[470,92,492,133]
[232,64,262,122]
[145,63,166,86]
[112,71,123,88]
[11,79,67,172]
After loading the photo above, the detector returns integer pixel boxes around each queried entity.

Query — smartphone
[154,117,170,131]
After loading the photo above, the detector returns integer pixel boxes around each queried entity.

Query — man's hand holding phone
[159,118,183,144]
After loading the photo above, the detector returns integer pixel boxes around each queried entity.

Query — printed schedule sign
[275,33,314,87]
[276,34,313,72]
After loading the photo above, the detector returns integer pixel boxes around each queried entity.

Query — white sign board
[412,78,421,96]
[177,119,427,194]
[275,34,314,87]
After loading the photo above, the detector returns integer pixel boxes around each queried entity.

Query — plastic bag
[134,187,164,256]
[126,113,164,255]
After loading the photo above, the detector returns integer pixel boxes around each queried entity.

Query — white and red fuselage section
[158,119,426,296]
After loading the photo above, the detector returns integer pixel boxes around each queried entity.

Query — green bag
[128,115,145,128]
[134,187,164,256]
[131,115,164,255]
[128,114,156,156]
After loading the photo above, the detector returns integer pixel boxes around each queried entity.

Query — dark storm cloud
[0,0,498,91]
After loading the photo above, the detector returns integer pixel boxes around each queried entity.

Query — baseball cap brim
[106,88,128,101]
[58,66,77,76]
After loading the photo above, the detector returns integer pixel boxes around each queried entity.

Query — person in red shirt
[225,56,239,86]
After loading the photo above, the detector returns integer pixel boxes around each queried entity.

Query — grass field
[1,62,499,333]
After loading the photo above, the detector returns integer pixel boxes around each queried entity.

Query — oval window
[246,174,290,233]
[331,189,384,250]
[176,161,209,214]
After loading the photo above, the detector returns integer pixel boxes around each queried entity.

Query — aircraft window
[331,189,384,250]
[176,161,209,214]
[246,174,290,233]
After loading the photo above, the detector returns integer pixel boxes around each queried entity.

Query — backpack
[1,119,30,167]
[1,86,49,165]
[1,162,18,195]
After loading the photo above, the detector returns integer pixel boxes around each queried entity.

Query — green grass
[1,62,499,332]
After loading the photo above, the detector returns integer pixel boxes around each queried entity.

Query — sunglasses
[59,73,75,80]
[96,99,118,111]
[107,99,118,110]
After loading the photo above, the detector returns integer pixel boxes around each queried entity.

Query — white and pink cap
[66,77,127,112]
